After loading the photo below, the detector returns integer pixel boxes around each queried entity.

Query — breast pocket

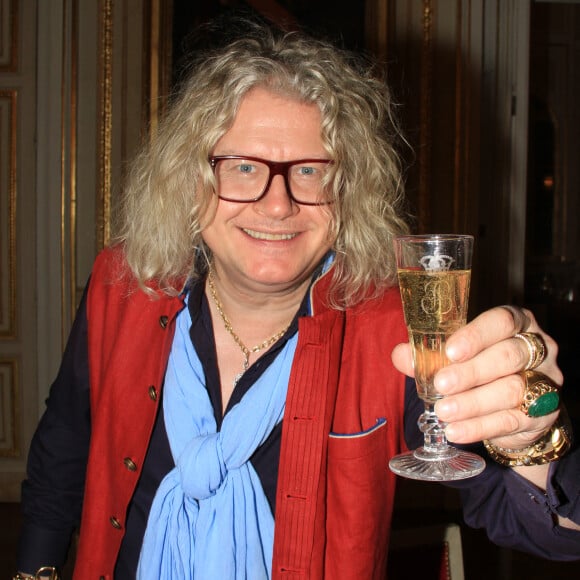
[328,417,389,504]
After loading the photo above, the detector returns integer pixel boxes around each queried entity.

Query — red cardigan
[74,247,408,579]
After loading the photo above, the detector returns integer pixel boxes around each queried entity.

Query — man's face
[202,87,335,296]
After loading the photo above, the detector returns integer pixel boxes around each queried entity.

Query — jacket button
[109,516,122,529]
[159,315,169,328]
[123,457,138,472]
[148,385,158,401]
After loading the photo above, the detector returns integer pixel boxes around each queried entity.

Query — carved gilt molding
[97,0,114,250]
[0,89,16,339]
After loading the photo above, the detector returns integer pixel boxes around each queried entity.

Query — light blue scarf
[137,294,298,579]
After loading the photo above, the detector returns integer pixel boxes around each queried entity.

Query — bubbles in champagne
[398,269,471,400]
[411,331,449,401]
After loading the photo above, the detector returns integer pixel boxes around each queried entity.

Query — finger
[435,342,523,395]
[436,322,562,396]
[391,342,414,377]
[498,305,532,333]
[434,337,561,396]
[488,408,563,450]
[442,408,557,445]
[435,375,524,422]
[445,306,535,363]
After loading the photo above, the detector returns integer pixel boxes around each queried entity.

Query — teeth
[243,228,296,241]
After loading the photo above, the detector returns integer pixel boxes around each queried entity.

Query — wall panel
[0,90,16,339]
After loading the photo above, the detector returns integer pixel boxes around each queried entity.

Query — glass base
[389,446,486,481]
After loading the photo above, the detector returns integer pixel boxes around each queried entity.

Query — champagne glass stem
[419,402,449,454]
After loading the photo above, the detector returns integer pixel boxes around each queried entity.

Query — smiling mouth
[242,228,297,241]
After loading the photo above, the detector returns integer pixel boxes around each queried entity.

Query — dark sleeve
[403,378,580,560]
[17,284,91,572]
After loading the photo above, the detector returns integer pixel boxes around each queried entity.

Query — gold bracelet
[13,567,59,580]
[483,408,573,467]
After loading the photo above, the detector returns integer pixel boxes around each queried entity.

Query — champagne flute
[389,234,486,481]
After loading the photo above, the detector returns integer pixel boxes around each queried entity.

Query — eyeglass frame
[208,155,334,206]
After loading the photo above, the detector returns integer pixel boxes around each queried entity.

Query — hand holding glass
[389,234,486,481]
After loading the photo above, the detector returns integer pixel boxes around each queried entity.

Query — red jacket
[74,247,408,579]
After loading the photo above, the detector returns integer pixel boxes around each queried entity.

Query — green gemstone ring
[521,370,560,418]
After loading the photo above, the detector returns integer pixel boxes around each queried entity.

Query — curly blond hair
[115,18,409,307]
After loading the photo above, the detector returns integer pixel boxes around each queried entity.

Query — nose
[254,174,298,217]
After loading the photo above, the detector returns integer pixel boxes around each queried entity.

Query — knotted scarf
[137,294,298,579]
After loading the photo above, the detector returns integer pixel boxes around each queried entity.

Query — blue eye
[239,163,254,174]
[297,166,315,176]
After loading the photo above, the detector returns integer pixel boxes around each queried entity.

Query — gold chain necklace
[207,269,291,385]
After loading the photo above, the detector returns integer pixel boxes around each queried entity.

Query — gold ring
[520,370,560,418]
[514,332,546,371]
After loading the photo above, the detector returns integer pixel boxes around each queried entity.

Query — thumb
[391,342,414,377]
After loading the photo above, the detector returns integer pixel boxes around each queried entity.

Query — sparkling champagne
[398,269,471,402]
